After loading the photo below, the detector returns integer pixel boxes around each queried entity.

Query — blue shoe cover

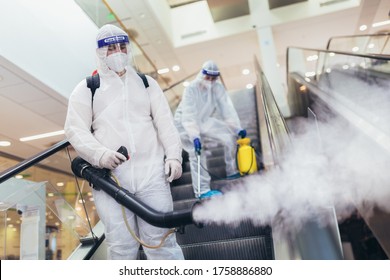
[199,190,223,199]
[226,173,241,179]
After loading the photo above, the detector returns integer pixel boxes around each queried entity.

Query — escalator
[286,45,390,259]
[0,62,282,260]
[137,86,273,260]
[4,49,373,260]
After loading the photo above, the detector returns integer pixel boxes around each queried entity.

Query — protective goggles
[97,35,129,48]
[202,68,220,77]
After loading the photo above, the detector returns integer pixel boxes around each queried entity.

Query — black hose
[71,157,201,229]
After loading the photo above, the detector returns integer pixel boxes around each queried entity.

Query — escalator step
[171,171,192,186]
[180,237,274,260]
[171,183,196,200]
[138,237,274,260]
[176,221,272,245]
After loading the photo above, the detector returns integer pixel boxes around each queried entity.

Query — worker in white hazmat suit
[174,60,246,199]
[64,24,184,260]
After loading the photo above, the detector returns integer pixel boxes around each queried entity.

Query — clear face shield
[200,68,220,91]
[97,35,131,74]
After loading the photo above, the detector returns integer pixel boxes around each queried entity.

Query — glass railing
[287,47,390,122]
[253,57,290,168]
[0,140,102,260]
[327,33,390,55]
[286,46,390,259]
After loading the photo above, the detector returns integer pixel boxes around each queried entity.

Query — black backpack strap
[86,72,147,111]
[137,72,149,88]
[86,74,100,133]
[86,73,100,102]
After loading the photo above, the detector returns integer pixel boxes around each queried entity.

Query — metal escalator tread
[176,221,272,245]
[170,183,195,201]
[180,237,273,260]
[138,236,273,260]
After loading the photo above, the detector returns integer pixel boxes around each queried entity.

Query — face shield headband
[202,68,220,77]
[97,35,129,48]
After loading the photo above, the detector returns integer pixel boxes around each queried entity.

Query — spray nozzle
[117,146,129,160]
[193,138,202,156]
[238,129,247,139]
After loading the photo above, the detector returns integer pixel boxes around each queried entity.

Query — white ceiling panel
[0,64,24,89]
[0,83,48,103]
[23,98,68,116]
[0,96,62,138]
[46,111,67,127]
[105,0,131,19]
[123,0,147,13]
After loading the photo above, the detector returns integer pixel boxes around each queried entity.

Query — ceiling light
[20,130,65,142]
[183,81,189,87]
[306,55,318,61]
[305,71,316,77]
[352,46,359,52]
[157,68,169,74]
[372,20,390,28]
[56,182,64,187]
[172,65,180,72]
[359,25,367,31]
[242,69,250,75]
[246,83,253,89]
[0,141,11,147]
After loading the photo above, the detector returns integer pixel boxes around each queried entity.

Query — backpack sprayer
[236,137,258,175]
[195,135,258,181]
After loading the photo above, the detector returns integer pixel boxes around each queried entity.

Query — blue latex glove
[238,129,247,138]
[193,138,202,155]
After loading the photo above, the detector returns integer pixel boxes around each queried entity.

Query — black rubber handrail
[0,139,70,184]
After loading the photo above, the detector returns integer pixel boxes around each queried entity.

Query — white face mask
[105,52,128,73]
[200,80,213,92]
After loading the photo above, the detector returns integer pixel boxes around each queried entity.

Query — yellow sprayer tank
[236,137,257,175]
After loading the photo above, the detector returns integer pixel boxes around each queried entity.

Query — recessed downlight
[0,141,11,147]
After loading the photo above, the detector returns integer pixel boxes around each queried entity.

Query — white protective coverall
[174,60,243,198]
[64,24,184,260]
